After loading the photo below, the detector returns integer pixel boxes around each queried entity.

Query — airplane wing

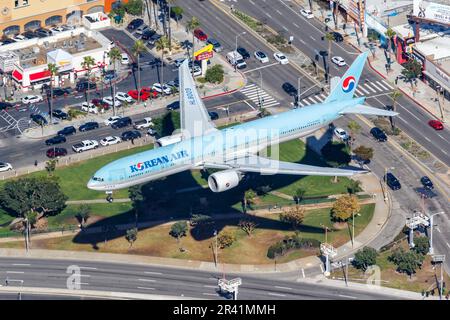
[179,59,218,138]
[339,104,398,117]
[203,155,368,176]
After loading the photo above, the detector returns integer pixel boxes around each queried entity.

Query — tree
[81,56,96,105]
[186,16,201,75]
[124,0,143,16]
[108,46,122,116]
[413,236,430,256]
[325,32,335,61]
[45,159,58,176]
[390,90,402,114]
[155,36,170,95]
[294,188,306,204]
[331,194,360,222]
[125,227,138,247]
[280,205,305,230]
[401,59,422,90]
[171,6,184,26]
[353,145,374,164]
[129,185,144,224]
[170,221,188,246]
[347,120,361,139]
[384,27,396,56]
[0,176,67,219]
[76,204,91,228]
[132,40,146,105]
[238,220,258,237]
[389,248,424,278]
[205,64,224,84]
[347,179,362,195]
[352,247,378,271]
[217,230,236,249]
[243,189,256,212]
[46,63,59,125]
[165,0,177,51]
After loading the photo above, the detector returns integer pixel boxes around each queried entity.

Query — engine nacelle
[208,170,241,192]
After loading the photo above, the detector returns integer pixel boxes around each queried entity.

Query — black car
[104,70,117,81]
[420,176,434,189]
[127,18,144,30]
[147,33,162,45]
[57,126,76,136]
[0,101,14,110]
[166,100,180,110]
[34,28,52,38]
[21,31,37,39]
[282,82,298,96]
[385,172,401,190]
[45,135,67,146]
[30,114,48,125]
[169,10,183,21]
[1,38,16,45]
[209,111,219,120]
[49,87,71,97]
[236,47,250,59]
[370,127,387,142]
[112,117,132,129]
[76,81,97,91]
[52,109,68,120]
[79,122,99,132]
[332,32,344,42]
[141,29,156,40]
[46,147,68,158]
[121,130,141,141]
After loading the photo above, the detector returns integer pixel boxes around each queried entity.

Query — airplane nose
[87,179,96,190]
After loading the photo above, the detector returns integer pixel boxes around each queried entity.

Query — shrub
[352,247,378,271]
[267,234,320,259]
[205,65,224,84]
[218,230,236,249]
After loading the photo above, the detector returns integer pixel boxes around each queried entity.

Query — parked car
[12,34,27,42]
[169,9,183,21]
[79,122,99,132]
[45,135,67,146]
[331,56,346,67]
[81,102,98,114]
[34,28,52,38]
[166,100,180,110]
[57,126,76,136]
[152,83,172,95]
[208,111,219,120]
[420,176,434,189]
[274,52,289,64]
[147,33,162,45]
[428,119,443,130]
[134,117,154,130]
[385,172,401,190]
[115,92,134,103]
[334,127,349,141]
[135,24,150,35]
[300,9,314,19]
[52,110,68,120]
[332,32,344,42]
[103,70,117,83]
[120,53,130,65]
[254,50,269,63]
[282,82,298,96]
[141,87,159,98]
[370,127,387,142]
[192,65,202,77]
[49,87,71,97]
[121,130,141,141]
[236,47,250,60]
[46,147,68,158]
[22,95,43,104]
[0,162,13,172]
[147,128,157,136]
[127,90,150,101]
[50,25,65,33]
[100,136,122,146]
[30,114,48,125]
[76,81,96,91]
[0,38,16,45]
[104,116,122,126]
[21,31,37,39]
[112,117,132,129]
[127,19,144,30]
[0,102,14,110]
[102,96,122,107]
[194,28,208,41]
[166,79,179,90]
[206,38,223,52]
[141,29,156,40]
[72,140,99,153]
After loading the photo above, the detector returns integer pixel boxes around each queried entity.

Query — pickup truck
[133,117,154,130]
[72,140,99,153]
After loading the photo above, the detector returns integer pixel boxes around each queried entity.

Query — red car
[127,90,151,101]
[194,28,208,41]
[428,120,444,130]
[46,147,68,158]
[141,87,159,98]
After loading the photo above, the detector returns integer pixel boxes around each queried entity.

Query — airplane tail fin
[325,51,368,103]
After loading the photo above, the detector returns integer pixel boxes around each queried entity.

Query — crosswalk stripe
[375,81,389,91]
[358,86,370,94]
[363,83,377,93]
[240,88,260,94]
[244,84,256,89]
[382,80,394,89]
[369,81,383,92]
[263,101,280,107]
[320,94,327,100]
[301,99,311,106]
[355,88,364,96]
[245,92,270,99]
[307,96,320,104]
[314,95,324,102]
[297,101,305,107]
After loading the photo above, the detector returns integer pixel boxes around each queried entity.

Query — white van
[226,51,247,69]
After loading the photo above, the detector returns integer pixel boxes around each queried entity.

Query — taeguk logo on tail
[342,76,356,93]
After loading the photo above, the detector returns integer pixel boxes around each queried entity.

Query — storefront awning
[29,70,51,82]
[12,69,22,82]
[423,70,450,93]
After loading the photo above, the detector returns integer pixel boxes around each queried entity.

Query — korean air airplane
[87,51,397,197]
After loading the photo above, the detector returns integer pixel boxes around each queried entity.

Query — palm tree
[132,40,146,105]
[390,90,402,130]
[46,63,58,125]
[144,0,153,29]
[384,27,396,58]
[333,0,341,29]
[81,56,96,105]
[325,32,335,59]
[155,36,170,96]
[166,0,176,52]
[186,16,201,74]
[108,47,122,116]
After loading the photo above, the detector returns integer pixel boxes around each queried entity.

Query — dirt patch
[333,222,348,230]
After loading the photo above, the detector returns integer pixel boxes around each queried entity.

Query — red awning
[12,69,22,82]
[29,70,51,82]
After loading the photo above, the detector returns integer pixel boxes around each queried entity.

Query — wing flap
[339,104,399,117]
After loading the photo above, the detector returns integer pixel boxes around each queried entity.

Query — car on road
[236,47,250,60]
[127,18,144,30]
[254,50,269,63]
[370,127,387,142]
[30,114,48,126]
[152,83,172,95]
[76,81,96,92]
[22,95,43,104]
[121,130,141,141]
[141,29,156,40]
[334,127,349,141]
[331,56,346,67]
[420,176,434,189]
[45,135,67,146]
[134,117,153,130]
[46,147,68,158]
[112,117,132,129]
[100,136,122,146]
[0,102,14,110]
[385,172,401,190]
[115,92,134,103]
[300,9,314,19]
[194,28,208,41]
[57,126,76,136]
[166,100,180,110]
[102,96,122,108]
[282,82,298,96]
[209,111,219,120]
[332,32,344,42]
[104,116,122,126]
[206,38,223,52]
[72,139,99,153]
[79,122,99,132]
[49,87,71,97]
[121,53,130,65]
[0,162,13,172]
[428,119,443,130]
[274,52,289,64]
[52,109,68,120]
[81,102,99,114]
[103,70,117,83]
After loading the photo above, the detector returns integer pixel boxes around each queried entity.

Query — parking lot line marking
[12,264,30,266]
[137,287,155,290]
[138,278,156,282]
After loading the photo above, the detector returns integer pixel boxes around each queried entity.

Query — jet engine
[207,170,241,192]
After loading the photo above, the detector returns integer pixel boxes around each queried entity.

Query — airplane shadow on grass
[72,124,356,249]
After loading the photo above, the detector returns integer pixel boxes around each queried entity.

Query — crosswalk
[240,84,280,108]
[297,80,394,107]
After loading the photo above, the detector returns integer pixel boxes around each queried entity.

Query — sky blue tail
[325,51,368,103]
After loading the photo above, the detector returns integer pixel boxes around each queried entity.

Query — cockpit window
[92,176,104,182]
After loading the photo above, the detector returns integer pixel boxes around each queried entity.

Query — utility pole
[428,212,444,255]
[214,229,218,268]
[352,211,355,248]
[235,32,246,53]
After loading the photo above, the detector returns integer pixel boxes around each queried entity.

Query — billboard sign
[413,0,450,25]
[196,51,213,61]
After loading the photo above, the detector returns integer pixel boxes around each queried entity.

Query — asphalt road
[0,257,404,300]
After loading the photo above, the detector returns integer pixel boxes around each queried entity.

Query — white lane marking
[355,88,364,96]
[382,80,394,89]
[400,106,422,122]
[276,9,283,15]
[244,100,256,110]
[268,292,286,297]
[79,274,91,277]
[249,0,255,5]
[299,39,306,45]
[301,268,306,278]
[137,286,155,290]
[297,101,305,107]
[80,267,97,270]
[246,92,271,99]
[309,35,316,41]
[243,83,256,88]
[79,282,89,285]
[265,12,272,19]
[203,285,217,288]
[436,227,441,233]
[375,81,389,91]
[314,95,324,102]
[242,62,279,74]
[138,278,156,282]
[437,134,446,141]
[424,136,431,142]
[282,26,289,32]
[293,23,299,28]
[208,277,217,281]
[12,264,30,266]
[307,96,319,104]
[144,271,162,275]
[446,242,450,249]
[302,99,311,106]
[320,94,327,100]
[339,294,357,299]
[263,101,281,107]
[319,264,324,272]
[275,286,292,290]
[6,271,24,274]
[203,292,219,296]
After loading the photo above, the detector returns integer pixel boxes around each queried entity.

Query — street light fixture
[296,75,306,108]
[235,31,246,53]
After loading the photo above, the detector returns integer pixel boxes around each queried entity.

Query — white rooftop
[414,36,450,61]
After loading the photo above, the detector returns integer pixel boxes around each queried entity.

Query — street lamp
[235,31,246,53]
[296,75,306,108]
[214,229,218,268]
[257,70,264,109]
[428,212,444,255]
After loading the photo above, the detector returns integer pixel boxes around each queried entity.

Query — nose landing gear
[106,191,113,203]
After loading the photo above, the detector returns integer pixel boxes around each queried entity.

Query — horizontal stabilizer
[339,104,399,117]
